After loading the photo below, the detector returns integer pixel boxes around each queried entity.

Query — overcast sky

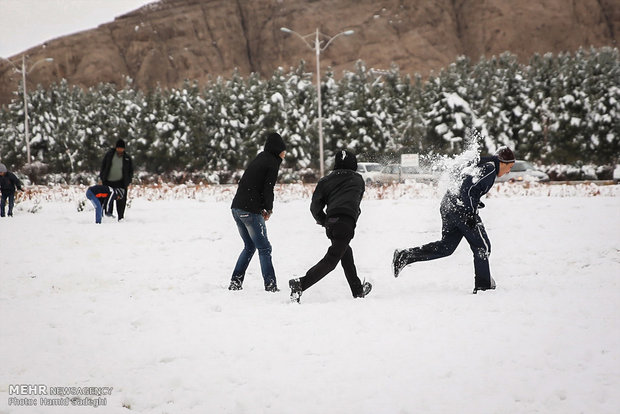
[0,0,157,58]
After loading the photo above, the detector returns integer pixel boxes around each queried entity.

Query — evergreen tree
[0,48,617,176]
[279,62,315,168]
[423,57,478,155]
[577,47,619,164]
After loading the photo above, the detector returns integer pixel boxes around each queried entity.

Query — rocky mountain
[0,0,618,105]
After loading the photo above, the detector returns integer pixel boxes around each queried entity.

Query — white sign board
[401,153,419,167]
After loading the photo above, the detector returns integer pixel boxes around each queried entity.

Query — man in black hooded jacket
[392,146,515,293]
[229,132,286,292]
[289,150,372,303]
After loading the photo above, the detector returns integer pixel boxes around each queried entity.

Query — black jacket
[310,169,365,226]
[231,134,286,214]
[0,171,23,193]
[442,156,499,217]
[87,184,115,199]
[100,149,134,188]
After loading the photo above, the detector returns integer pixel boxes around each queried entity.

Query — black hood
[264,132,286,157]
[334,149,357,171]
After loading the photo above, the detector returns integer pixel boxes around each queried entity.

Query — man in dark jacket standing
[289,150,372,303]
[392,146,515,293]
[100,139,133,221]
[229,132,286,292]
[0,163,23,217]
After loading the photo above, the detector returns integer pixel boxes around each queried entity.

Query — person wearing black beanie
[99,138,134,221]
[289,149,372,303]
[229,132,286,292]
[393,144,515,293]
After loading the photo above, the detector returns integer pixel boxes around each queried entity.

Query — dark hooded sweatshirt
[231,133,286,214]
[310,150,365,226]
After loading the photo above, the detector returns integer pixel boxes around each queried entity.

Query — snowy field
[1,183,619,414]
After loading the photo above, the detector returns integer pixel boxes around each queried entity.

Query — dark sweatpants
[401,204,493,289]
[299,215,364,297]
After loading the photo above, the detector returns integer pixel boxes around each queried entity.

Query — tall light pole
[1,55,54,166]
[281,26,354,177]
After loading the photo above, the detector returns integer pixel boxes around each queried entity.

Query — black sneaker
[473,277,496,294]
[392,249,407,278]
[289,278,302,303]
[354,281,373,298]
[265,281,280,292]
[228,280,243,291]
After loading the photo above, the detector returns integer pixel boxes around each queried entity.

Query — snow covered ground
[1,183,619,414]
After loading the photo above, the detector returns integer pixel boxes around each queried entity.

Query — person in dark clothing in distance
[0,163,23,217]
[289,150,372,303]
[100,139,133,221]
[229,132,286,292]
[392,146,516,293]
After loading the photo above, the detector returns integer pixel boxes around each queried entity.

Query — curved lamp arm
[27,58,54,74]
[320,30,354,52]
[0,56,53,74]
[280,27,315,51]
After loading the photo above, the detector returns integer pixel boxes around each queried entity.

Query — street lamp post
[281,27,354,177]
[1,55,53,166]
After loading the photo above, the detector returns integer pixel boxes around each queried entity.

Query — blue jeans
[1,191,15,217]
[86,189,104,223]
[231,208,276,288]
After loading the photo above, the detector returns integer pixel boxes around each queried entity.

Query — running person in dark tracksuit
[289,150,372,303]
[392,146,516,293]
